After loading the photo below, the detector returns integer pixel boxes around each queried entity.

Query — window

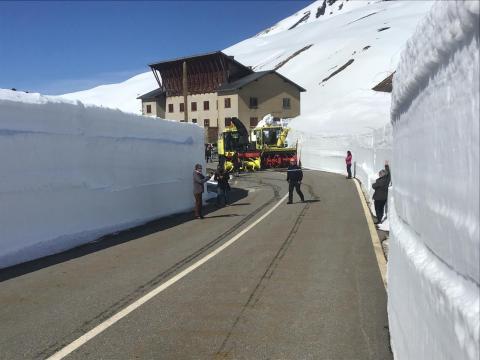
[249,97,258,109]
[203,101,210,110]
[192,118,197,124]
[204,119,210,127]
[283,98,291,109]
[250,117,258,127]
[224,97,231,108]
[225,118,232,127]
[146,104,152,114]
[168,104,174,113]
[179,103,185,112]
[263,128,282,145]
[191,102,197,111]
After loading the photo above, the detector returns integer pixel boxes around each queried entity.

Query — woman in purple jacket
[345,151,352,179]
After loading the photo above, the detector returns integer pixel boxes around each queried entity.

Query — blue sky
[0,1,311,95]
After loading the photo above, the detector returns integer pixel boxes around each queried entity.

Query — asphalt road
[0,169,391,360]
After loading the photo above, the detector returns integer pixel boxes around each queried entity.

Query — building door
[207,127,218,144]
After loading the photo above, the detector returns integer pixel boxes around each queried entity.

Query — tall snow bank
[388,1,479,359]
[290,90,393,202]
[0,89,204,269]
[249,0,434,224]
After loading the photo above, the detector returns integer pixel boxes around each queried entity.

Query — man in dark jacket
[232,152,240,177]
[193,164,209,219]
[372,161,391,224]
[214,165,230,206]
[286,159,305,204]
[205,144,212,163]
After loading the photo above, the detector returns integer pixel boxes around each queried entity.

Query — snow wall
[292,123,392,203]
[0,92,204,269]
[388,1,479,359]
[288,90,394,228]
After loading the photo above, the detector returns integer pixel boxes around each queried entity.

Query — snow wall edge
[0,96,205,269]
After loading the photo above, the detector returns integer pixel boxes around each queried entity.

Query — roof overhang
[217,70,306,93]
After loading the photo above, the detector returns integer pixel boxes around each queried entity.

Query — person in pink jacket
[345,150,352,179]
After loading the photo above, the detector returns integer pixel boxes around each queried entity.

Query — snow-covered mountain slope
[226,0,434,134]
[61,72,157,115]
[58,0,433,131]
[255,0,374,37]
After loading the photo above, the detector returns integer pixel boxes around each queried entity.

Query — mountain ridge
[59,0,433,136]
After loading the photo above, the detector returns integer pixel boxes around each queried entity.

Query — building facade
[138,51,305,143]
[137,88,166,118]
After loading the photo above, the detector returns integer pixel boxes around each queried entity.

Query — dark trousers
[288,181,304,203]
[374,199,387,223]
[194,193,203,217]
[216,188,228,206]
[346,164,352,178]
[219,155,225,168]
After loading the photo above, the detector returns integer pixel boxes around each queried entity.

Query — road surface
[0,169,391,359]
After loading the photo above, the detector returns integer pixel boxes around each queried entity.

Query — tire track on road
[302,181,320,201]
[216,191,314,358]
[37,175,283,359]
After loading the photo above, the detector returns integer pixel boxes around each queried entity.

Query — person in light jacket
[193,164,209,219]
[345,150,352,179]
[372,161,391,224]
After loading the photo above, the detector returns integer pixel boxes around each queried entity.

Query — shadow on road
[224,203,250,206]
[0,187,248,283]
[203,214,242,219]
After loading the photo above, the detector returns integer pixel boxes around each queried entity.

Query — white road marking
[47,193,289,360]
[353,179,387,289]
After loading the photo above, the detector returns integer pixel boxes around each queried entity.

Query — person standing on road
[214,165,230,207]
[345,150,352,179]
[372,161,391,224]
[205,144,212,163]
[286,159,305,204]
[193,164,209,219]
[211,144,217,162]
[232,152,240,177]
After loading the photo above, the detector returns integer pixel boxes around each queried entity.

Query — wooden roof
[136,88,165,100]
[149,51,254,96]
[372,72,395,93]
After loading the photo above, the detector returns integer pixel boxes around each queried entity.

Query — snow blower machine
[217,117,261,172]
[251,116,297,168]
[217,116,297,172]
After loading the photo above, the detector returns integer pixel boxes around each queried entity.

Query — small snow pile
[388,1,479,359]
[0,89,76,105]
[256,114,292,129]
[0,89,204,269]
[256,113,276,128]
